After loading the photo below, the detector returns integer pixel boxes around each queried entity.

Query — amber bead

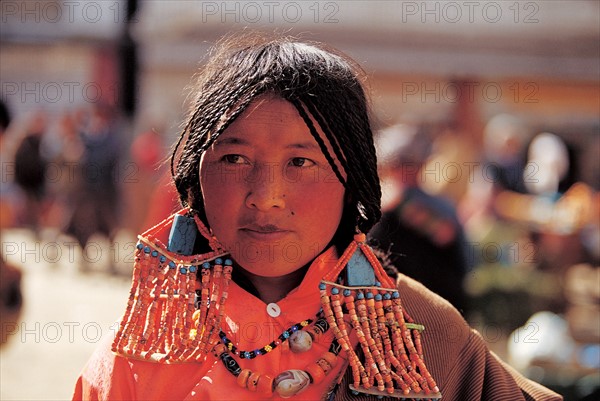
[256,374,274,394]
[305,363,326,384]
[237,369,252,388]
[247,371,261,392]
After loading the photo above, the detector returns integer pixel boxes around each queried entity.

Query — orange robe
[73,217,562,400]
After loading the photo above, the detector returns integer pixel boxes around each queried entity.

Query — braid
[174,81,269,215]
[325,94,381,231]
[303,90,381,233]
[289,99,346,187]
[173,81,254,208]
[302,99,351,183]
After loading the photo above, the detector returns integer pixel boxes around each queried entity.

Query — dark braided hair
[171,33,382,246]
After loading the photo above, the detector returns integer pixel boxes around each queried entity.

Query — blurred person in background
[495,132,594,274]
[41,109,86,232]
[0,98,23,347]
[473,126,599,399]
[501,181,599,400]
[369,123,471,314]
[64,104,121,252]
[457,115,544,332]
[12,109,50,233]
[483,114,530,194]
[0,256,23,348]
[0,97,17,228]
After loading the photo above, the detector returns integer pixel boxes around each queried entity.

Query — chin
[242,260,300,276]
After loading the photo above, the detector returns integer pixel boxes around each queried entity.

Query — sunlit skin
[199,95,346,303]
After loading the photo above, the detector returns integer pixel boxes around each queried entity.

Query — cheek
[200,164,241,228]
[293,182,345,233]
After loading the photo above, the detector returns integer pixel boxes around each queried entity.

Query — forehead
[215,95,315,146]
[232,95,300,126]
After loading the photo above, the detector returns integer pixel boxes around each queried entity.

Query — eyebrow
[213,136,248,146]
[214,136,320,150]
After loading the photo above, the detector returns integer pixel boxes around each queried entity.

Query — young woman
[73,34,562,401]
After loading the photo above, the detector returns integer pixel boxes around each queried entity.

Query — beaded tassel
[111,211,229,364]
[320,233,441,399]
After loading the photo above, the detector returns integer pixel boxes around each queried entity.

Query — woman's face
[199,95,346,277]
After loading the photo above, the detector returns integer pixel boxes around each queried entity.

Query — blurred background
[1,1,598,400]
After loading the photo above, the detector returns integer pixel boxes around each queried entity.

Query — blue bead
[254,349,261,355]
[136,243,143,250]
[202,262,211,269]
[366,292,374,299]
[375,294,382,301]
[383,293,391,300]
[282,331,290,339]
[215,258,223,265]
[151,250,158,257]
[159,255,167,263]
[189,266,197,273]
[356,292,364,300]
[392,291,400,298]
[375,281,381,287]
[345,248,376,286]
[224,259,233,266]
[291,326,298,332]
[331,287,339,295]
[179,267,188,274]
[144,246,151,254]
[343,289,351,296]
[319,283,326,290]
[243,351,251,359]
[351,390,359,395]
[168,261,176,269]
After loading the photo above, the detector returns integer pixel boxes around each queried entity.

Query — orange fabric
[74,246,348,401]
[73,213,562,400]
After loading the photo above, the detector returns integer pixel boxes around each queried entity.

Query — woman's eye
[290,157,315,167]
[223,154,246,164]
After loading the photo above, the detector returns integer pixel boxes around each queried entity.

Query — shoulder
[72,336,136,401]
[395,274,562,401]
[396,273,472,357]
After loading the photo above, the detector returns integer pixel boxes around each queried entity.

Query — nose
[244,163,286,211]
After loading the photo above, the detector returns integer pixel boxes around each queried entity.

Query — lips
[239,223,291,241]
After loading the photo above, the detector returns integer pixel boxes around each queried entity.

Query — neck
[233,264,310,304]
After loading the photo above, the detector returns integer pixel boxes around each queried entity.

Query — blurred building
[1,1,598,168]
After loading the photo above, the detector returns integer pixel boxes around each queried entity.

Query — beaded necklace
[217,316,333,359]
[213,335,342,397]
[111,211,441,399]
